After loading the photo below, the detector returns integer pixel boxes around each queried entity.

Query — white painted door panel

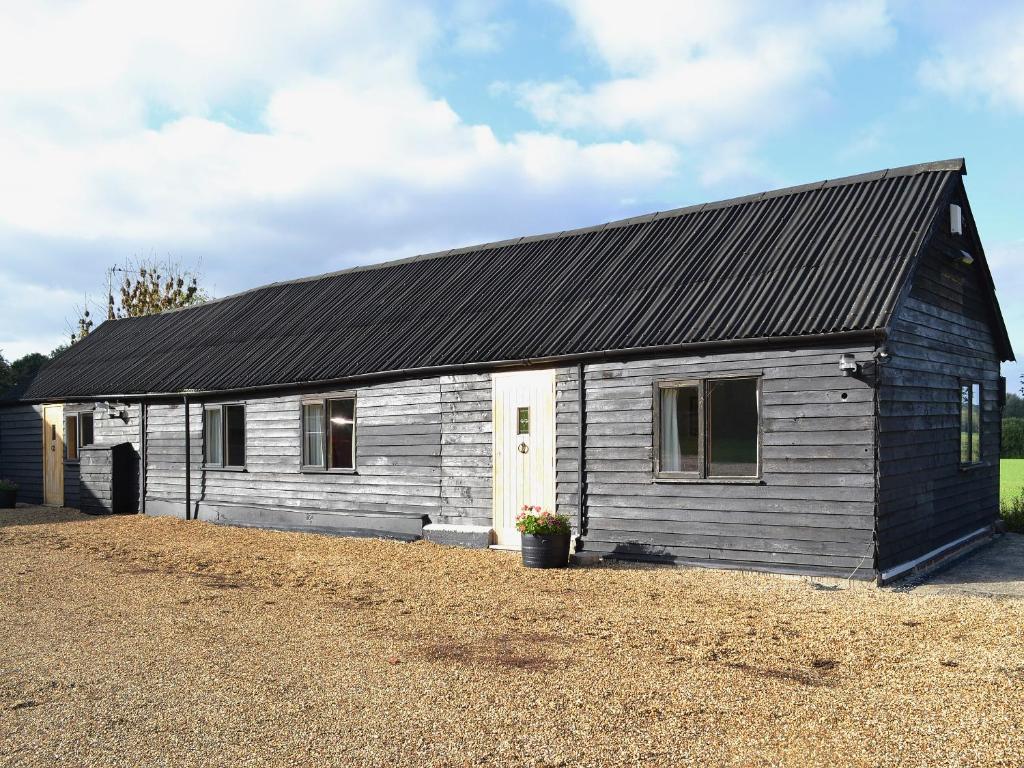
[492,369,556,547]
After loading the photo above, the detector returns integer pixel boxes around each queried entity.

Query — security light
[950,204,963,235]
[839,354,859,377]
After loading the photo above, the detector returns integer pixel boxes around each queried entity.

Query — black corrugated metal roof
[18,158,997,400]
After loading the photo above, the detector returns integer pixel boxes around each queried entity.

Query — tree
[0,351,52,395]
[64,257,207,347]
[0,351,11,393]
[1006,393,1024,419]
[108,259,207,320]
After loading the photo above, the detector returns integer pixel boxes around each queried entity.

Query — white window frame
[203,403,246,470]
[653,375,763,482]
[64,410,95,462]
[300,392,357,473]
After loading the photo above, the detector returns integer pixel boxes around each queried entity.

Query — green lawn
[1001,458,1024,504]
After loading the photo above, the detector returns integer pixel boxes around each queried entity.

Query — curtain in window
[205,408,223,465]
[660,386,698,474]
[303,403,325,467]
[66,415,79,460]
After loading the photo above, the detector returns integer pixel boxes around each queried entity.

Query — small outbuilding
[0,158,1013,582]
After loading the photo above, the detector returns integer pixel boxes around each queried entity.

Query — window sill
[300,468,358,475]
[654,476,764,485]
[202,465,247,472]
[958,462,989,473]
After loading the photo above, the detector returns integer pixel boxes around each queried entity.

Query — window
[656,377,760,480]
[960,382,982,465]
[517,406,530,435]
[64,411,95,461]
[301,395,356,471]
[204,404,246,468]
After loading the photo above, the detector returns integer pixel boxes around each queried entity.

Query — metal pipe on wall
[139,402,146,515]
[183,394,190,521]
[576,362,586,545]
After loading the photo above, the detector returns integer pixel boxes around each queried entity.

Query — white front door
[492,369,556,547]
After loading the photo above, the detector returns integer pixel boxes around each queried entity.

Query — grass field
[1001,458,1024,504]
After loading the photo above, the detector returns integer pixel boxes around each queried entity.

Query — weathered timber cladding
[196,378,442,525]
[574,345,878,578]
[65,402,142,512]
[0,405,43,504]
[555,367,581,533]
[877,210,1002,570]
[145,402,202,516]
[440,373,491,527]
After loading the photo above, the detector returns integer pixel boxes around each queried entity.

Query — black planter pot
[521,532,570,569]
[0,489,16,509]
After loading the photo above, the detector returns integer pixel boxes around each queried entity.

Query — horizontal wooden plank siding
[0,405,43,504]
[556,366,581,534]
[140,377,504,531]
[440,373,492,527]
[877,217,1002,571]
[145,402,202,516]
[573,345,878,578]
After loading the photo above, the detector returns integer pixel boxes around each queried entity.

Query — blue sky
[0,0,1021,384]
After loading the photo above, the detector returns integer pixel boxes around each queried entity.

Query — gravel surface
[1,507,1022,767]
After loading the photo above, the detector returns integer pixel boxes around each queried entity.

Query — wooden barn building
[0,158,1013,583]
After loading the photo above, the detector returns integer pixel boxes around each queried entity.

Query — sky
[0,0,1021,385]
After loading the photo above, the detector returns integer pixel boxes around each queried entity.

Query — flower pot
[521,532,570,569]
[0,489,16,509]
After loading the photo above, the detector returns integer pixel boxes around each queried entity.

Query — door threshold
[489,544,521,552]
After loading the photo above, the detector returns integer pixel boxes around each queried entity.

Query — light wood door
[42,404,64,506]
[492,369,556,547]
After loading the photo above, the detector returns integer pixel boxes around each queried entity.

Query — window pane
[66,415,78,460]
[302,403,325,467]
[706,378,759,477]
[659,385,699,474]
[80,413,94,447]
[972,383,981,462]
[328,398,355,470]
[960,385,972,463]
[224,405,246,467]
[205,408,223,465]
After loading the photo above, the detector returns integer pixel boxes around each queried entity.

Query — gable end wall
[877,191,1002,571]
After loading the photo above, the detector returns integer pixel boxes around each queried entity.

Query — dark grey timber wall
[877,209,1002,571]
[440,373,492,527]
[145,402,208,518]
[0,405,43,504]
[142,376,500,533]
[555,367,582,535]
[573,345,878,579]
[63,403,142,513]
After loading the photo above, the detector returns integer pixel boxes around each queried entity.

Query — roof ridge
[122,157,966,321]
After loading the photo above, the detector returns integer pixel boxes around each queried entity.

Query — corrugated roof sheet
[20,159,973,399]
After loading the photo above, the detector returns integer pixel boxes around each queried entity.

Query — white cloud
[451,0,512,54]
[918,6,1024,110]
[0,2,676,251]
[517,0,894,153]
[0,0,685,355]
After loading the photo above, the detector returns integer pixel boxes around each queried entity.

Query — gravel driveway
[1,507,1022,767]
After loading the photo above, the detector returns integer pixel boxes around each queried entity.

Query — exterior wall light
[839,354,859,377]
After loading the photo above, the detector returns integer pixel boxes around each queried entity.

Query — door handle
[517,442,529,454]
